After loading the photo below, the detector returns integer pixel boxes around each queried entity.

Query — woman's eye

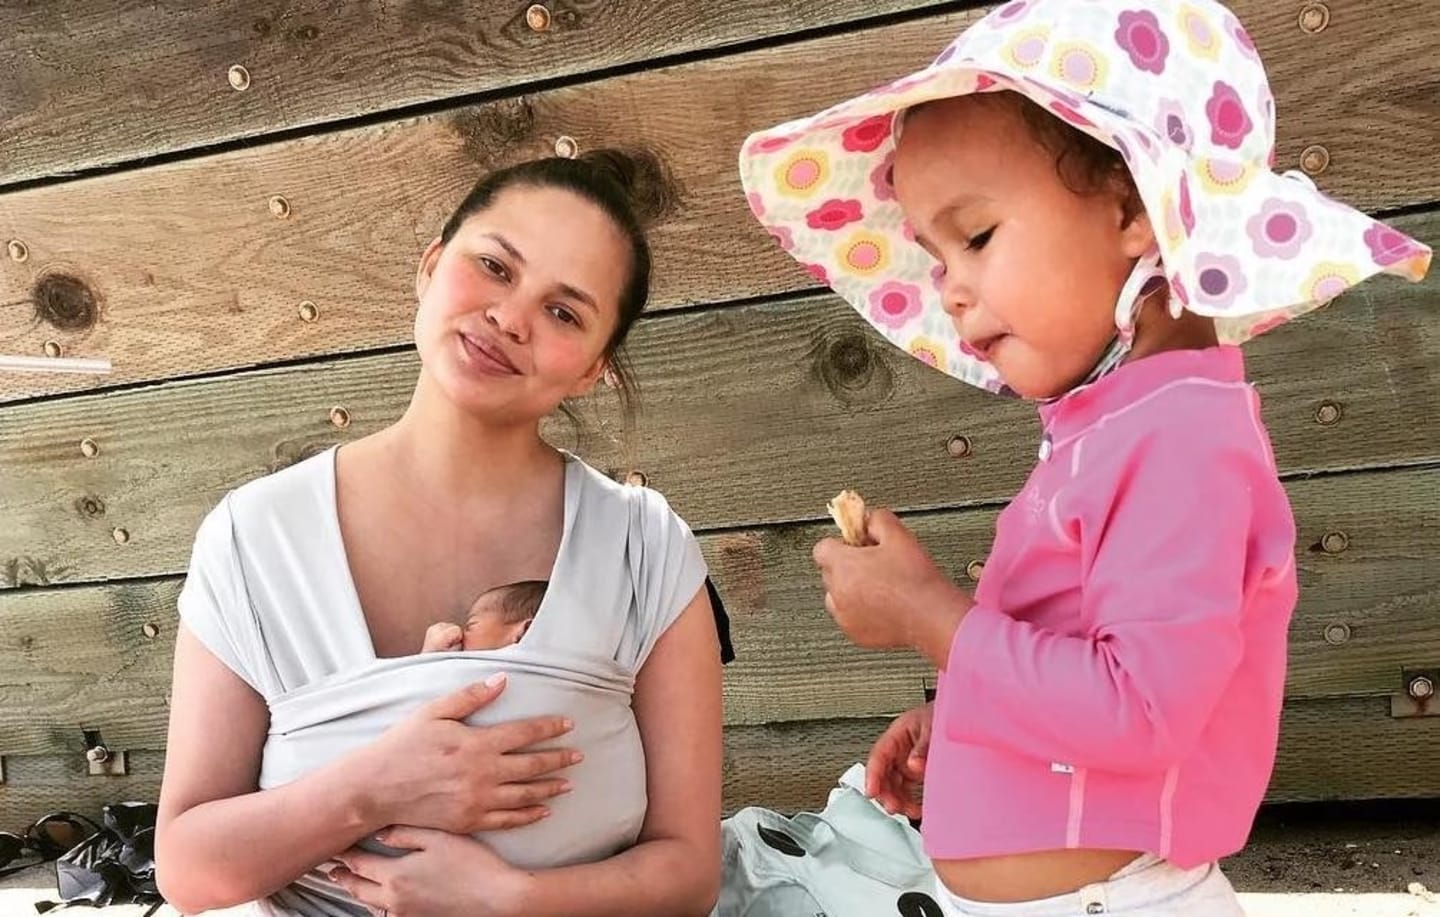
[479,256,510,280]
[966,227,995,252]
[548,305,580,326]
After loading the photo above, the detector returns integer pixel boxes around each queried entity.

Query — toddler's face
[894,94,1156,399]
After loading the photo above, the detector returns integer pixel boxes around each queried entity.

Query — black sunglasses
[0,812,100,877]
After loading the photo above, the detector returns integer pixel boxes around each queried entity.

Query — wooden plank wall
[3,0,1439,829]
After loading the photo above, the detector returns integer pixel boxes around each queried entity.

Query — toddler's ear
[1119,205,1157,260]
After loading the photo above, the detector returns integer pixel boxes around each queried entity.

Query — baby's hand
[421,622,464,653]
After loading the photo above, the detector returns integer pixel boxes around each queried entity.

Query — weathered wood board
[0,0,954,187]
[2,1,1436,402]
[4,694,1431,830]
[0,750,165,833]
[4,466,1435,759]
[2,215,1436,591]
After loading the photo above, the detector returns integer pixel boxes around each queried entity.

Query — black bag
[1,811,99,879]
[35,802,162,914]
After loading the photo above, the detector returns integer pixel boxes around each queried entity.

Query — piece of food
[828,489,870,546]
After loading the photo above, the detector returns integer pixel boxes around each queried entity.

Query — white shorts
[935,854,1246,916]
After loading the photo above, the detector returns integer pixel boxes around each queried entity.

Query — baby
[421,580,547,652]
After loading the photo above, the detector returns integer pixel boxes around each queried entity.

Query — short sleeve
[176,496,278,698]
[622,486,709,671]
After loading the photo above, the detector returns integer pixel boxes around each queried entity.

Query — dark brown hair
[477,580,548,625]
[914,91,1144,224]
[439,148,680,420]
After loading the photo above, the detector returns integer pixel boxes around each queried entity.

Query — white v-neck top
[179,447,706,700]
[176,448,708,915]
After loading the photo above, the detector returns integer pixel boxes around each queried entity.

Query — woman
[156,150,724,917]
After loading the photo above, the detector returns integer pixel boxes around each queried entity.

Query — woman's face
[413,184,632,424]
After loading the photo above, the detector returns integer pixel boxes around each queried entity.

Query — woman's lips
[458,332,520,376]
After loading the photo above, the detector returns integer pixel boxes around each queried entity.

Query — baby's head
[462,580,547,650]
[893,91,1162,400]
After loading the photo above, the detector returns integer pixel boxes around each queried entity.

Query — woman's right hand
[356,674,579,834]
[866,702,932,820]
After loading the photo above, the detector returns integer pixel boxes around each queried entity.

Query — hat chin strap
[1037,252,1167,404]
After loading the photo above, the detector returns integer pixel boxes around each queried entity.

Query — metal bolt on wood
[625,470,648,487]
[7,239,28,262]
[330,406,351,429]
[1300,144,1331,176]
[1298,3,1331,34]
[1323,623,1351,645]
[554,135,579,159]
[947,435,973,458]
[526,4,552,31]
[43,341,62,358]
[112,527,130,545]
[80,438,99,458]
[1321,531,1350,555]
[1314,401,1342,425]
[228,65,251,91]
[299,301,319,323]
[269,195,292,218]
[1409,676,1435,701]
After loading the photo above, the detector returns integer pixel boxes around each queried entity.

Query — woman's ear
[415,237,445,303]
[566,357,610,400]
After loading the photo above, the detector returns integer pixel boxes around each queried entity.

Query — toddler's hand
[866,702,933,820]
[421,622,464,653]
[813,509,969,652]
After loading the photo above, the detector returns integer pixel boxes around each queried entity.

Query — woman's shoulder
[567,454,692,534]
[221,447,336,532]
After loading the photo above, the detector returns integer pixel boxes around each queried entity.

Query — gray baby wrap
[260,649,646,914]
[177,449,708,916]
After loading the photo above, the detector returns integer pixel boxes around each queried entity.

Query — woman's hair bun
[577,147,682,228]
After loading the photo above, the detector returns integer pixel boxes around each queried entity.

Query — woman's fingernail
[570,751,584,765]
[560,781,574,794]
[561,718,574,732]
[485,672,507,688]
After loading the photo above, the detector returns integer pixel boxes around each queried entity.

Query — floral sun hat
[738,0,1432,393]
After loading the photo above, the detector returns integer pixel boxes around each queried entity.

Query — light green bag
[717,764,943,916]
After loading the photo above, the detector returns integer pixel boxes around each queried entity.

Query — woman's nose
[485,297,529,341]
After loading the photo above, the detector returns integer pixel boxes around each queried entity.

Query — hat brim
[739,63,1432,390]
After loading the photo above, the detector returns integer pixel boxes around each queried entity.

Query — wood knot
[33,272,100,331]
[810,330,894,406]
[252,17,272,36]
[269,439,334,473]
[293,24,320,41]
[76,495,107,518]
[448,98,538,169]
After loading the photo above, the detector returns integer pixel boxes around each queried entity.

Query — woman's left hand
[330,827,530,917]
[813,509,971,655]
